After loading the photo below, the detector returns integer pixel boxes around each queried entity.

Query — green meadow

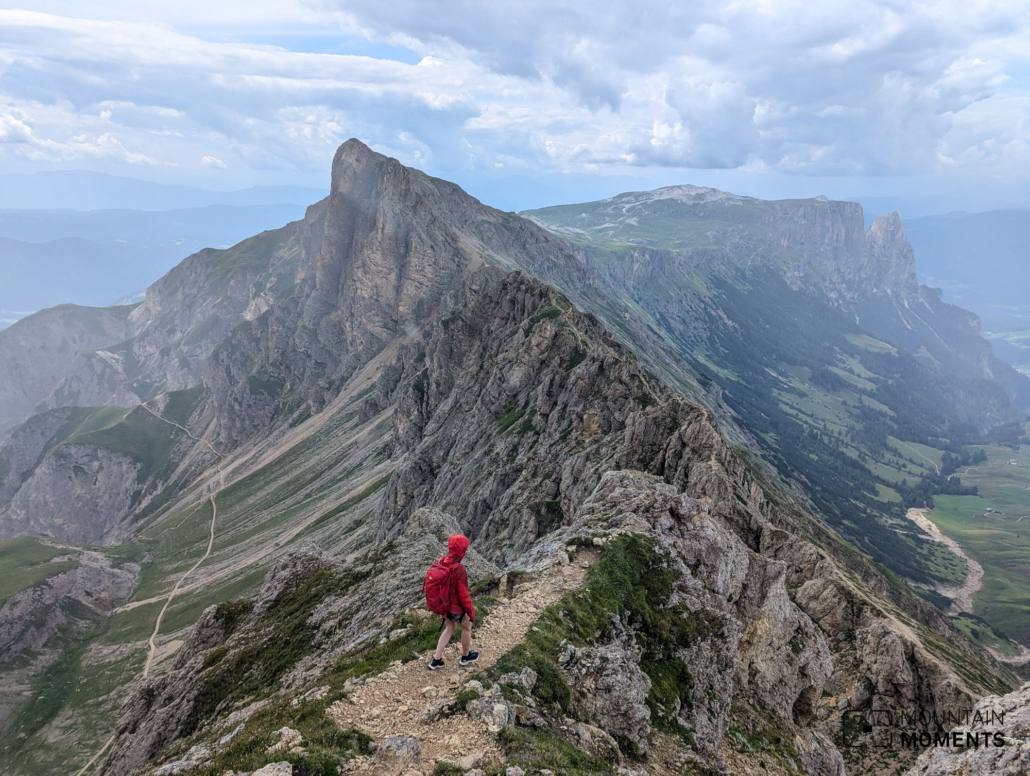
[927,429,1030,644]
[0,537,79,608]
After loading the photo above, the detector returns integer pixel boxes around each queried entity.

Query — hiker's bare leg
[460,615,472,657]
[434,619,457,660]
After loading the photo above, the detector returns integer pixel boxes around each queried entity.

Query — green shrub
[454,689,480,711]
[499,727,614,776]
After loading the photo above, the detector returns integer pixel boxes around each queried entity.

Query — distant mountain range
[0,204,309,326]
[0,170,325,212]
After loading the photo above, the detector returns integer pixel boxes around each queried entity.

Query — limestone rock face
[0,305,134,434]
[0,551,139,663]
[864,212,918,295]
[0,407,76,505]
[573,470,834,751]
[560,616,653,753]
[374,271,715,563]
[905,682,1030,776]
[1,444,140,543]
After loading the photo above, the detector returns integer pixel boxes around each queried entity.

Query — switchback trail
[76,405,226,775]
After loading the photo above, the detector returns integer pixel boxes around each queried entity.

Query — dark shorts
[445,612,466,622]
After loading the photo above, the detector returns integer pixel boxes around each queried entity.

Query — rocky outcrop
[1,444,140,543]
[905,682,1030,776]
[0,407,76,506]
[864,212,919,295]
[0,551,140,663]
[96,603,232,776]
[374,271,716,562]
[0,304,134,433]
[559,617,653,753]
[572,472,835,744]
[370,735,421,776]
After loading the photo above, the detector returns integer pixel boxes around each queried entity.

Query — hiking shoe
[459,651,479,666]
[428,658,445,670]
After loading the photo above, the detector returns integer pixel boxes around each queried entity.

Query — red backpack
[422,558,454,616]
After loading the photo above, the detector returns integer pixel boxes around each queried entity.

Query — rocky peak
[864,211,918,296]
[299,138,487,374]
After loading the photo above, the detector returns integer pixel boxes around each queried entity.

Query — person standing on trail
[423,534,478,670]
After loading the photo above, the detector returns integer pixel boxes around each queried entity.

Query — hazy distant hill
[0,204,308,326]
[0,170,325,211]
[905,209,1030,320]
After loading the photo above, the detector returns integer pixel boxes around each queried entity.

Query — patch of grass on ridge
[186,696,372,776]
[487,535,725,761]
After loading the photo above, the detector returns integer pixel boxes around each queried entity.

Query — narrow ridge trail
[328,552,596,773]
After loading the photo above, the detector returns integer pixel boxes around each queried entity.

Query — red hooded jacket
[442,534,475,621]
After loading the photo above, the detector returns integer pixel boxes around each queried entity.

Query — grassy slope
[0,537,79,608]
[0,379,394,775]
[926,428,1030,644]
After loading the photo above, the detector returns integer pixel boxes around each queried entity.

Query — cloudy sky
[1,1,1028,211]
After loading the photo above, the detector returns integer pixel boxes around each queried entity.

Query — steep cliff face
[374,272,712,562]
[864,212,919,295]
[2,444,140,544]
[526,190,1030,417]
[0,550,140,664]
[206,139,600,446]
[0,305,134,433]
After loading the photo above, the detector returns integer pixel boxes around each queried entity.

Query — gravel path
[328,552,595,773]
[906,508,983,613]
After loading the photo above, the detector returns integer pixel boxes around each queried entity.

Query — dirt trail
[143,465,224,678]
[142,402,222,458]
[327,553,595,773]
[898,441,940,475]
[75,406,228,775]
[139,402,228,678]
[906,508,983,613]
[948,465,980,481]
[74,734,116,776]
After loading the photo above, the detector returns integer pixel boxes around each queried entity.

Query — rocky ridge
[905,681,1030,776]
[95,269,1011,776]
[0,140,1022,775]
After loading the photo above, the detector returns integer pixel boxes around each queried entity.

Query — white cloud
[0,1,1026,189]
[0,112,33,143]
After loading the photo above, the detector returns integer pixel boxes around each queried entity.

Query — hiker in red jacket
[426,534,478,670]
